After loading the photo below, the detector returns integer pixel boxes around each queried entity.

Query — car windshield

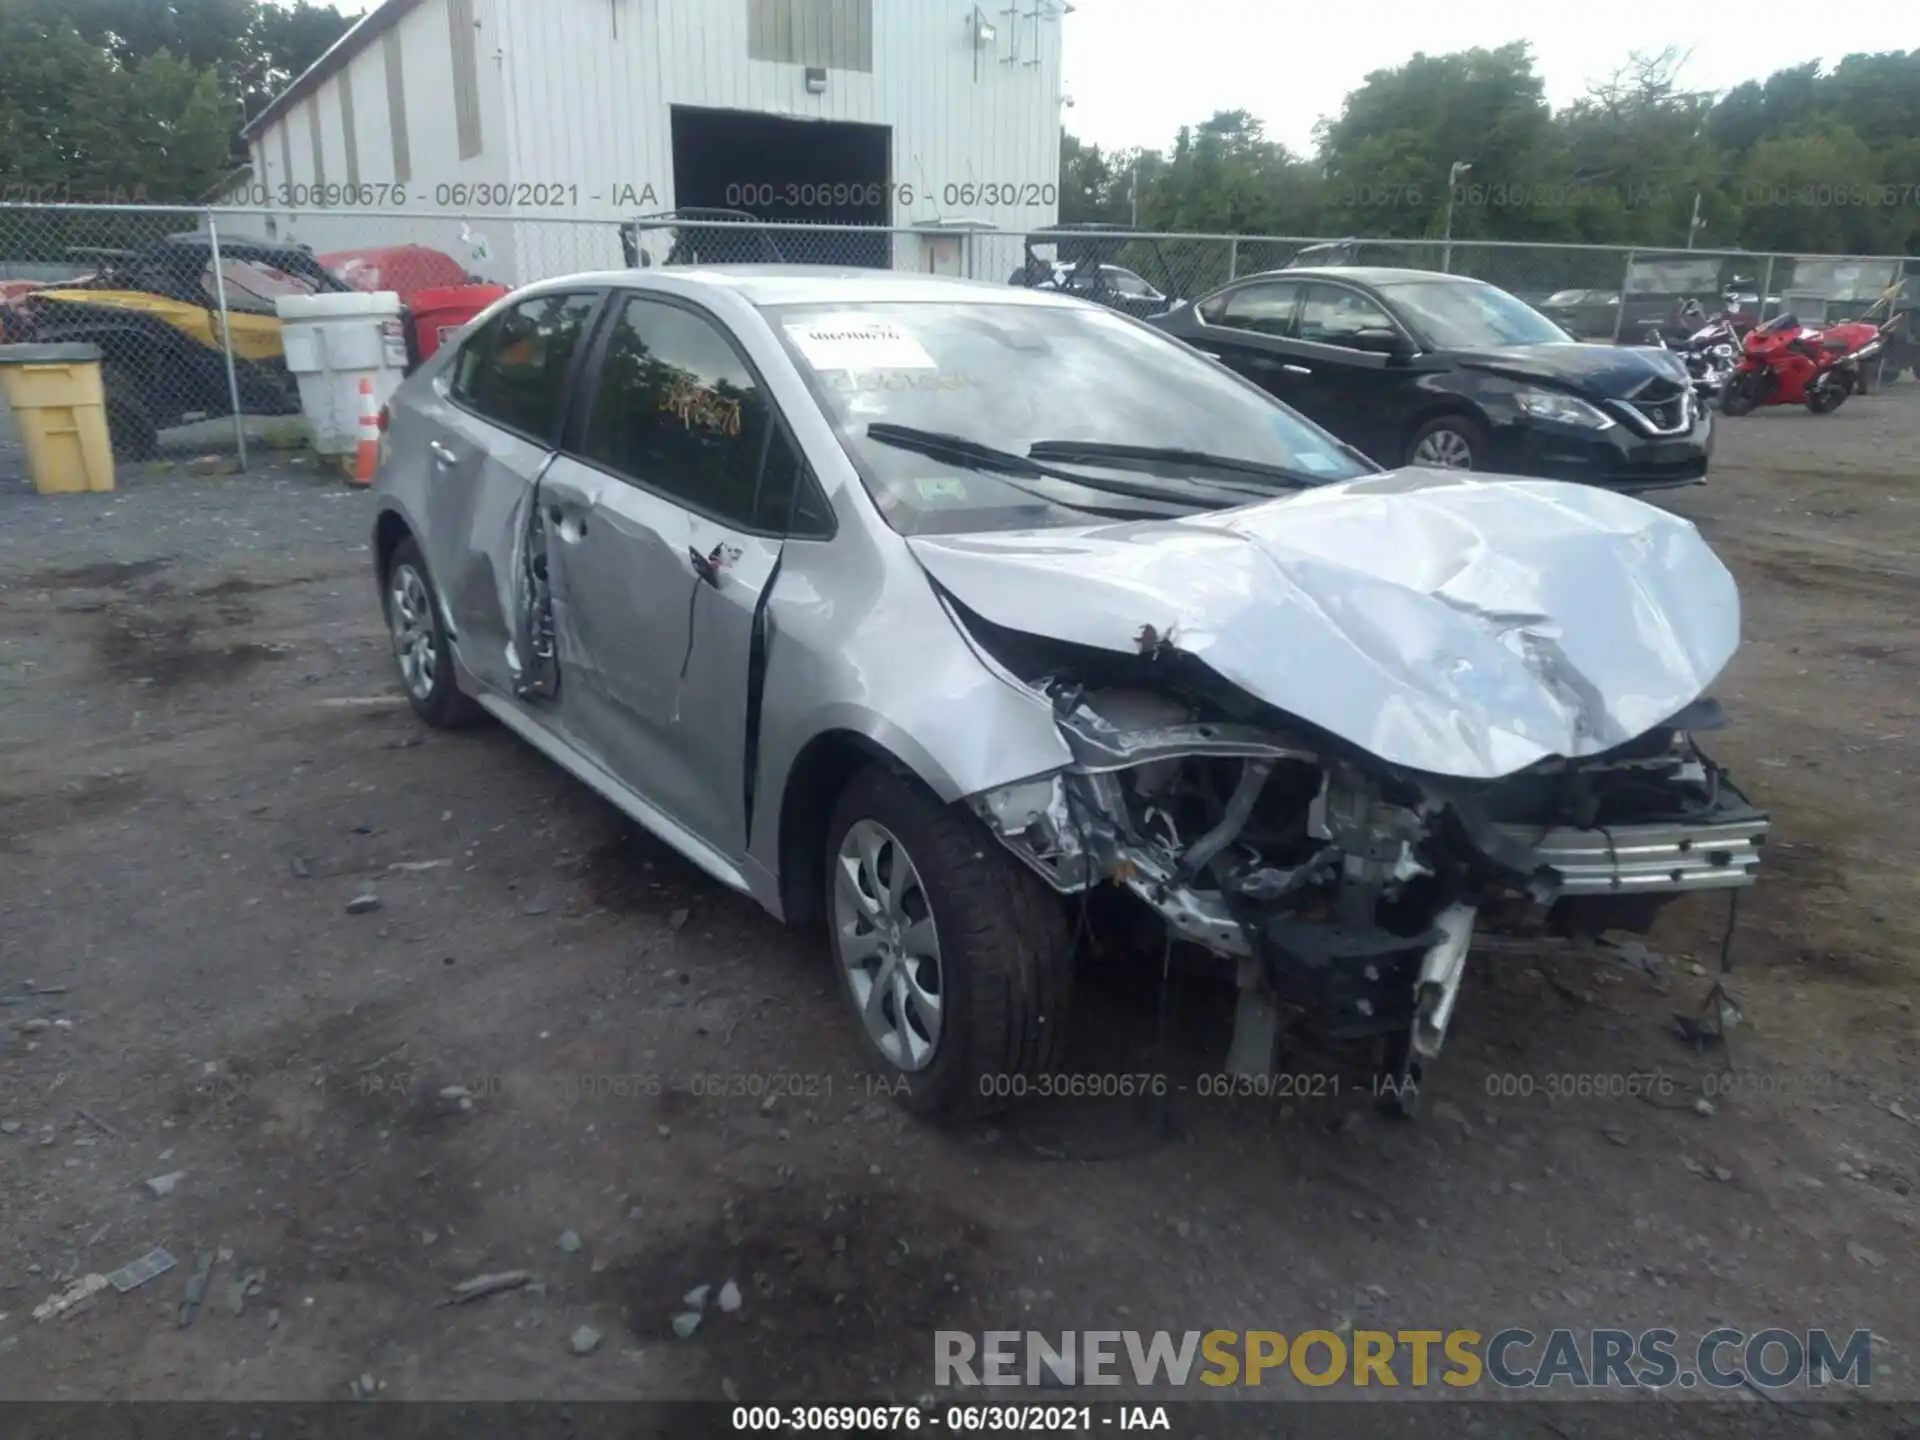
[1381,280,1572,348]
[768,300,1371,536]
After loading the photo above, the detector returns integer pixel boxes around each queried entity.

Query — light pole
[1442,160,1471,273]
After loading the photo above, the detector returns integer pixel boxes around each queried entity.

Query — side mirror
[1351,327,1409,357]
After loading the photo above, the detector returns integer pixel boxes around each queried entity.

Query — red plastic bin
[411,284,510,361]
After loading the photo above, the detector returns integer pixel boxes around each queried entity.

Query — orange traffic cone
[351,377,380,487]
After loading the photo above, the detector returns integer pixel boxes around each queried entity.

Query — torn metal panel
[511,490,559,701]
[911,470,1739,782]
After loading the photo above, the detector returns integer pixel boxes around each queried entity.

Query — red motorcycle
[1720,311,1902,416]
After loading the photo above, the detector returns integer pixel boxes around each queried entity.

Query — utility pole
[1442,160,1471,273]
[1686,191,1703,249]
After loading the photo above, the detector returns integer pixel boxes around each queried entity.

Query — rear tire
[1807,381,1849,415]
[823,765,1073,1120]
[383,538,484,729]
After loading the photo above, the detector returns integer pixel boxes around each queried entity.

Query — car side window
[450,292,600,441]
[201,259,321,315]
[1213,281,1301,336]
[581,295,795,531]
[1297,283,1397,346]
[1102,268,1152,298]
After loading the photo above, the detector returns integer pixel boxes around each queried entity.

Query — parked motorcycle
[1643,293,1742,400]
[1719,311,1902,417]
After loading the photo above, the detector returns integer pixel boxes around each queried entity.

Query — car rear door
[536,291,829,857]
[409,290,604,699]
[1188,279,1309,403]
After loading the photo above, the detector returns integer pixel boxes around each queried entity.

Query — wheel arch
[372,506,415,584]
[772,725,963,931]
[1400,401,1490,464]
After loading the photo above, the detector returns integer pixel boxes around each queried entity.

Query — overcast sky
[1059,0,1919,155]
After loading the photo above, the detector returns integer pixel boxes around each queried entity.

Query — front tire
[1719,373,1762,416]
[824,765,1072,1119]
[1406,415,1486,471]
[383,538,483,728]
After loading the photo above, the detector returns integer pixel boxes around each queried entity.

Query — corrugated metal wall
[242,0,1061,283]
[499,0,1060,276]
[748,0,874,72]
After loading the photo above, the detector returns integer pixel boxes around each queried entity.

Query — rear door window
[1211,280,1302,336]
[450,291,601,442]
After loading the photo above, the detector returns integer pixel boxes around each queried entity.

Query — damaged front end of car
[962,631,1766,1115]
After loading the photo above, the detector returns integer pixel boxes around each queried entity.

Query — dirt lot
[1,392,1918,1427]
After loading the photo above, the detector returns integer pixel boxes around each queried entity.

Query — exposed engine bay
[962,617,1768,1112]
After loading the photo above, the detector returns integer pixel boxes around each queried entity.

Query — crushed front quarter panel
[909,467,1739,781]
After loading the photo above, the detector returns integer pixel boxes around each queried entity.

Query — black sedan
[1149,268,1711,493]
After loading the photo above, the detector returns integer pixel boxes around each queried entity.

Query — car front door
[536,292,826,856]
[411,290,604,699]
[1286,281,1417,461]
[1190,279,1309,402]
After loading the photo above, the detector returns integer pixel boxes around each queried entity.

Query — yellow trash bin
[0,342,116,494]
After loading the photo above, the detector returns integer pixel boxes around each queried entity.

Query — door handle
[429,440,458,467]
[548,504,587,537]
[1282,364,1312,376]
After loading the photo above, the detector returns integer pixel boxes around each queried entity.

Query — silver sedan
[370,266,1766,1119]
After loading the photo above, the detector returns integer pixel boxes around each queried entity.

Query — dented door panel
[412,376,557,699]
[538,455,781,857]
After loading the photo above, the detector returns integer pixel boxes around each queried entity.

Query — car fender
[747,528,1074,922]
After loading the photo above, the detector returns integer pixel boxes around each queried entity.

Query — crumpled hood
[910,467,1739,781]
[1449,342,1684,398]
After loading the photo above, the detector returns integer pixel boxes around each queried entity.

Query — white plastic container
[276,291,410,455]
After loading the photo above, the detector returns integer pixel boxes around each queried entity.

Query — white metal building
[235,0,1066,285]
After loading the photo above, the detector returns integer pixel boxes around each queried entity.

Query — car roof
[1258,266,1480,286]
[518,265,1087,309]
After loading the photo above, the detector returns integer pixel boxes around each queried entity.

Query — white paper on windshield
[786,317,936,371]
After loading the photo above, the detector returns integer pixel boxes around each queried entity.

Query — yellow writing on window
[661,375,743,436]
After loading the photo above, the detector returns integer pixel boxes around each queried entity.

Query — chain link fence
[3,202,1911,474]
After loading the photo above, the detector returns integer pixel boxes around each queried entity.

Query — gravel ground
[1,391,1918,1431]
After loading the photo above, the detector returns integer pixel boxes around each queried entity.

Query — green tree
[0,0,355,203]
[1737,124,1888,255]
[1316,43,1559,241]
[1059,43,1920,258]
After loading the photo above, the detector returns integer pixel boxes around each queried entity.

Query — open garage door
[670,107,892,269]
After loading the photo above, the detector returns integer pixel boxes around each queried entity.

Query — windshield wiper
[1024,440,1342,490]
[863,424,1273,510]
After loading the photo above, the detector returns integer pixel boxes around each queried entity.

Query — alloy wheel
[832,818,945,1072]
[1413,428,1474,468]
[389,563,439,702]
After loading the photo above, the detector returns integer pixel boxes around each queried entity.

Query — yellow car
[0,231,354,457]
